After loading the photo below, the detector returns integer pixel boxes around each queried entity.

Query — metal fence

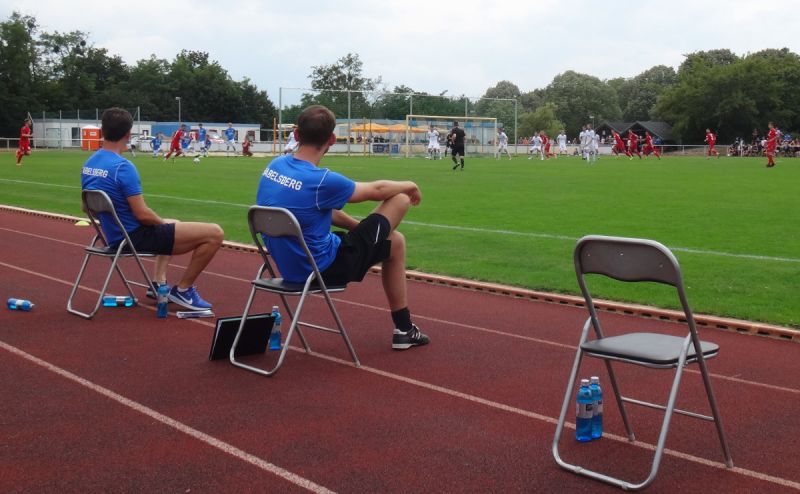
[277,87,518,156]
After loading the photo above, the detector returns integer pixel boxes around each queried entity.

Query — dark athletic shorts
[452,144,465,156]
[321,213,392,285]
[124,223,176,255]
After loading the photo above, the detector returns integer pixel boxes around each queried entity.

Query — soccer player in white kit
[579,125,590,160]
[495,128,512,160]
[283,125,299,155]
[426,125,440,159]
[590,128,600,163]
[557,130,568,157]
[528,132,543,160]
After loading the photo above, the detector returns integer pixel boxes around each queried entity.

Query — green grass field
[2,150,798,327]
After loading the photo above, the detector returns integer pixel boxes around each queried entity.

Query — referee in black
[449,121,466,170]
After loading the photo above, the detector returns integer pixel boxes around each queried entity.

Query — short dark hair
[296,105,336,148]
[101,107,133,142]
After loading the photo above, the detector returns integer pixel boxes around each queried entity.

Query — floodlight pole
[514,98,518,153]
[347,90,351,156]
[175,96,181,125]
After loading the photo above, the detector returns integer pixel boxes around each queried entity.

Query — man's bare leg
[170,222,224,289]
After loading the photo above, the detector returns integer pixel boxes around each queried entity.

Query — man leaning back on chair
[81,107,223,310]
[256,105,429,350]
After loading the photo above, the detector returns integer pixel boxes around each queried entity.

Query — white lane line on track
[3,178,799,264]
[3,260,800,491]
[0,341,336,494]
[0,227,798,397]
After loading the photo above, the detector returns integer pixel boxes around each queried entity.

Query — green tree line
[4,11,799,143]
[0,12,276,136]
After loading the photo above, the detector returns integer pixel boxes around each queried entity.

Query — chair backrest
[574,235,683,287]
[249,206,304,240]
[248,206,319,278]
[82,189,122,247]
[574,235,696,337]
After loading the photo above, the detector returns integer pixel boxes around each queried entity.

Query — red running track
[1,209,798,493]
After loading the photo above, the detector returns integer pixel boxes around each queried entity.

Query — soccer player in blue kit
[256,105,430,350]
[81,108,224,310]
[197,123,208,157]
[224,123,237,156]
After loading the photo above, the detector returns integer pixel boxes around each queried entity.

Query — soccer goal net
[404,114,497,158]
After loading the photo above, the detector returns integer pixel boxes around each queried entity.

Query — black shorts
[452,144,465,156]
[321,213,392,285]
[124,223,176,255]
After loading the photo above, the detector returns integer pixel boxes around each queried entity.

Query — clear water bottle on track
[590,376,603,439]
[156,283,169,318]
[269,305,282,351]
[7,298,34,311]
[102,296,135,307]
[576,378,594,442]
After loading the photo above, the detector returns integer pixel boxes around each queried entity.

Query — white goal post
[404,114,498,158]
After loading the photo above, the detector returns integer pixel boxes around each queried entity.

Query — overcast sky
[3,0,799,105]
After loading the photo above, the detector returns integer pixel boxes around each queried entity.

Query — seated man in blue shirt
[81,107,224,310]
[256,105,429,350]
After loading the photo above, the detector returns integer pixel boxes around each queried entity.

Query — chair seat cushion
[581,332,718,366]
[253,277,347,294]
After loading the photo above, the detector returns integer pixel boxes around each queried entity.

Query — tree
[616,65,677,121]
[678,49,739,77]
[656,49,800,142]
[518,103,565,139]
[475,81,520,132]
[542,71,621,135]
[0,12,38,135]
[301,53,379,120]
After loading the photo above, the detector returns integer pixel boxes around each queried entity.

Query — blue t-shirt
[81,149,143,246]
[224,127,235,141]
[255,155,356,282]
[152,136,162,149]
[198,128,207,142]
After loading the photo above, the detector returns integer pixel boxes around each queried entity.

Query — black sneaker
[145,281,160,300]
[392,324,430,350]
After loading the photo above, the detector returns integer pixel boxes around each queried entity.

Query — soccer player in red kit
[540,132,554,159]
[627,130,641,159]
[642,131,661,159]
[611,130,629,158]
[164,124,186,160]
[16,118,33,166]
[765,122,778,167]
[704,128,719,158]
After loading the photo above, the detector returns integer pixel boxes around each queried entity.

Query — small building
[595,120,675,144]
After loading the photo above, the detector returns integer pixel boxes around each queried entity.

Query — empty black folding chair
[552,235,733,490]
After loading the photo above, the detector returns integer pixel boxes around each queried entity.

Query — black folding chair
[66,190,156,319]
[552,235,733,490]
[229,206,359,376]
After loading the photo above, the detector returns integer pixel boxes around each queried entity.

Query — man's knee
[209,223,224,244]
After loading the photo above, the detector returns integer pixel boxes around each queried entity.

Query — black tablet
[209,313,274,361]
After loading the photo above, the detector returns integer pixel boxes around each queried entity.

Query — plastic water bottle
[590,376,604,440]
[102,296,135,307]
[156,283,169,318]
[7,298,34,311]
[269,305,282,351]
[576,379,594,442]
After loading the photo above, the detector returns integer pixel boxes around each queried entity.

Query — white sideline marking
[1,262,800,490]
[2,178,800,264]
[0,236,798,397]
[0,341,336,494]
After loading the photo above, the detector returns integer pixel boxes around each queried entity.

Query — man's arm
[348,180,421,205]
[332,209,360,231]
[127,194,165,225]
